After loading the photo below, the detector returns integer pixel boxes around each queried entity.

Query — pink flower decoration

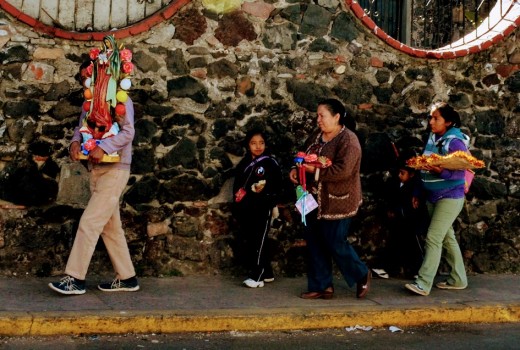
[304,154,318,162]
[122,61,134,74]
[89,48,100,60]
[86,64,93,77]
[119,49,132,62]
[296,152,307,158]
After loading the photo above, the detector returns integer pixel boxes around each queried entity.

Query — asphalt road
[1,323,519,349]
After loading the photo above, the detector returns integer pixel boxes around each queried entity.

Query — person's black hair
[75,60,93,84]
[434,102,461,128]
[317,98,357,130]
[318,98,346,125]
[79,60,92,72]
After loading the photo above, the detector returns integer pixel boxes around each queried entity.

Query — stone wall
[0,1,519,278]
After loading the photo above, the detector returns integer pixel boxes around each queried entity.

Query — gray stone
[475,110,506,136]
[331,12,359,42]
[333,75,373,105]
[131,147,156,175]
[44,81,71,101]
[162,137,198,169]
[49,99,79,121]
[262,23,298,51]
[505,71,520,92]
[3,100,40,118]
[167,76,209,104]
[375,69,391,84]
[124,175,160,206]
[300,4,333,37]
[287,80,333,111]
[56,162,90,207]
[0,45,29,64]
[405,67,434,82]
[134,119,158,145]
[166,49,189,75]
[188,56,207,69]
[159,174,209,202]
[448,93,472,110]
[6,118,37,143]
[309,37,337,53]
[133,51,161,73]
[279,5,303,24]
[144,24,175,45]
[207,59,239,79]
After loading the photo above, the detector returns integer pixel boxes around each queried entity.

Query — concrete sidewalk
[0,274,519,336]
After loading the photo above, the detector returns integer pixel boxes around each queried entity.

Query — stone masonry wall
[0,0,519,278]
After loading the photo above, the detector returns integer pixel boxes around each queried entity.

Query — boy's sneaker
[243,278,264,288]
[405,282,429,296]
[48,276,86,295]
[263,277,275,283]
[436,281,467,290]
[98,276,140,292]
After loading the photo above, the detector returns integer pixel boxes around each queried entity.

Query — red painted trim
[0,0,191,41]
[344,0,520,59]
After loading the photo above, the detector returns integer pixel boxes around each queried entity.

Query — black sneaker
[98,276,140,292]
[48,276,86,295]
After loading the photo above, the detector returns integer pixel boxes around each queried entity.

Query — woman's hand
[88,146,105,164]
[412,197,420,210]
[289,168,299,184]
[423,165,443,174]
[69,142,81,161]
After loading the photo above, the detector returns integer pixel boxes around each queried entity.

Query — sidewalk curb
[2,303,519,336]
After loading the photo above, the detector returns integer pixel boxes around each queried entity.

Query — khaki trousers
[65,167,135,280]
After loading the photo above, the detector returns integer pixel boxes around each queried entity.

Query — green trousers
[416,197,467,292]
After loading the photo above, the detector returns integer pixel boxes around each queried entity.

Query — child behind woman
[232,129,283,288]
[373,157,428,279]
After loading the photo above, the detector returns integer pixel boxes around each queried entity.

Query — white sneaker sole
[405,283,429,296]
[436,282,467,290]
[243,279,264,288]
[48,283,86,295]
[98,285,140,292]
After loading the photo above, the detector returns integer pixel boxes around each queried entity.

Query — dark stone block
[134,119,158,144]
[159,174,209,202]
[207,59,239,79]
[212,118,236,139]
[166,49,190,75]
[475,110,505,136]
[167,76,209,104]
[45,81,71,101]
[3,100,40,118]
[124,175,160,206]
[331,11,359,42]
[0,45,30,64]
[132,147,156,174]
[162,137,198,169]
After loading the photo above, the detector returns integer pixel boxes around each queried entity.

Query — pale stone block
[56,162,90,208]
[33,48,65,60]
[21,62,55,83]
[242,1,275,21]
[145,24,176,45]
[147,220,172,238]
